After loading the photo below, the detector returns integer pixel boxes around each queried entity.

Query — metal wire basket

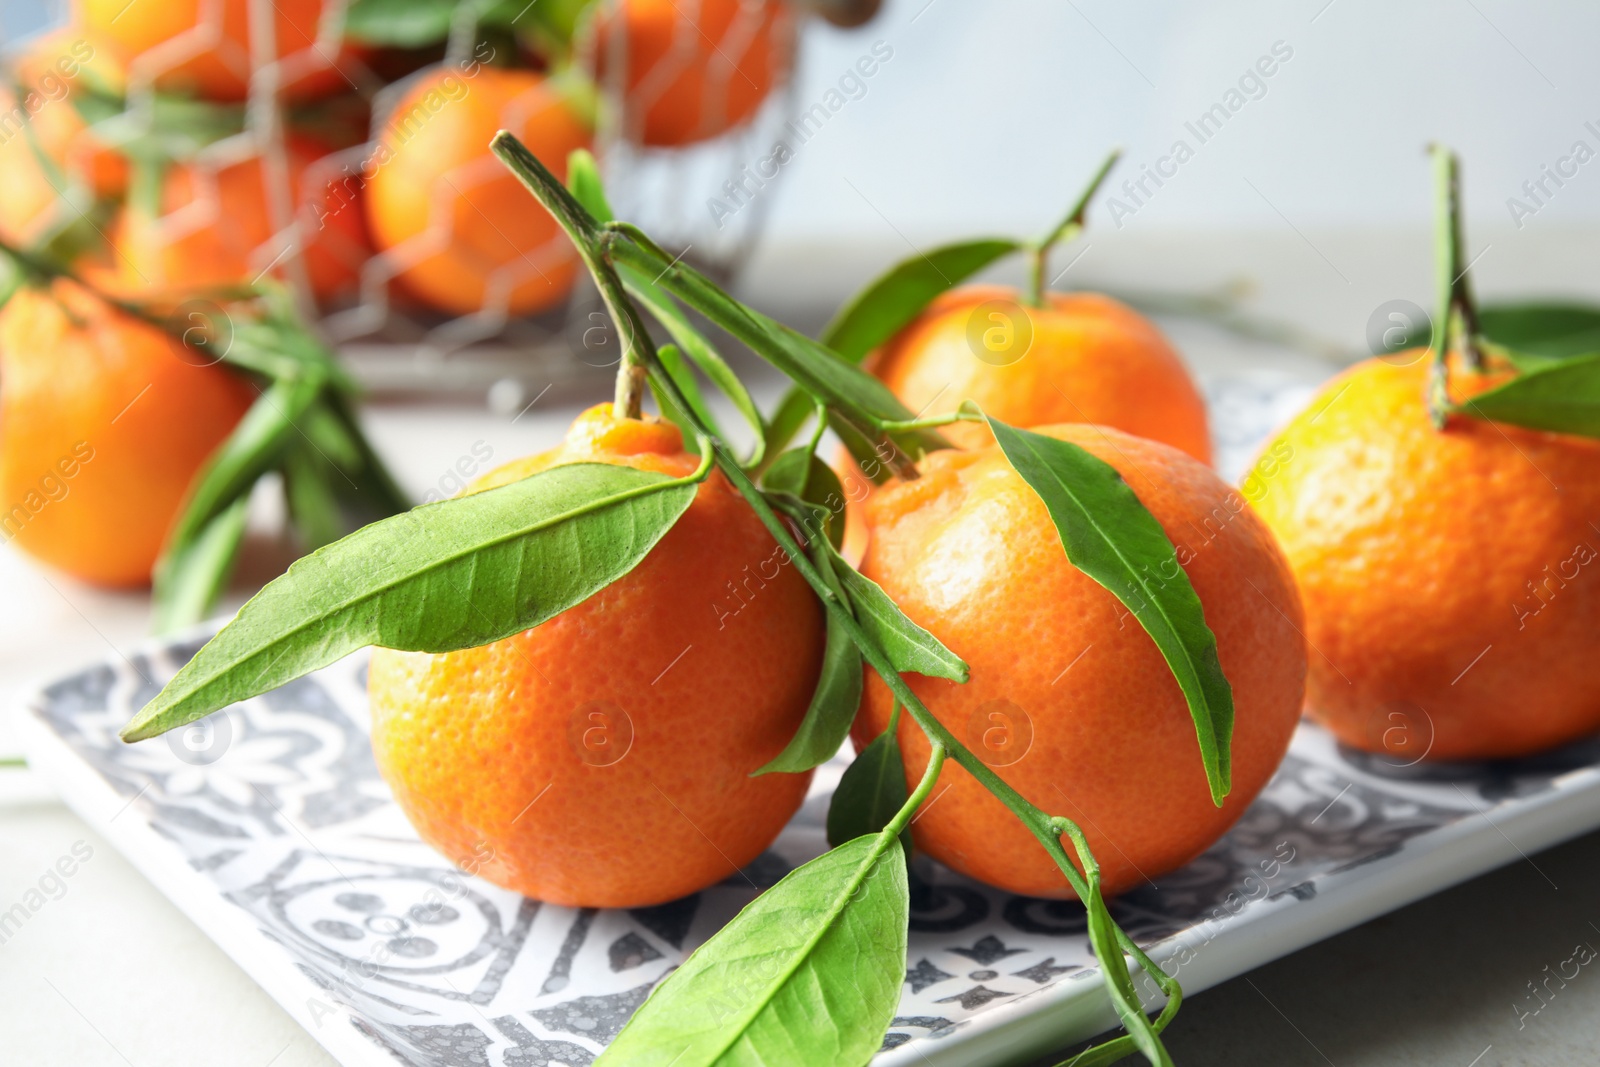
[0,0,872,401]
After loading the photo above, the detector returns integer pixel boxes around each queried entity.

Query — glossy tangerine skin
[1250,355,1600,761]
[365,67,591,317]
[367,405,824,908]
[871,285,1213,464]
[0,281,255,587]
[854,424,1305,898]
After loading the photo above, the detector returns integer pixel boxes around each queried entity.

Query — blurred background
[3,0,1595,355]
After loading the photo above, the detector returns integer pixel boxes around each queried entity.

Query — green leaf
[761,449,846,548]
[122,462,698,742]
[568,151,768,467]
[652,343,724,454]
[321,391,414,519]
[342,0,457,47]
[566,149,615,223]
[1478,302,1600,365]
[986,417,1234,805]
[762,388,818,468]
[608,236,948,473]
[1084,892,1170,1067]
[1451,353,1600,438]
[826,726,909,851]
[282,445,348,552]
[152,495,250,635]
[596,834,908,1067]
[756,545,863,775]
[159,374,322,589]
[829,546,969,683]
[821,238,1021,364]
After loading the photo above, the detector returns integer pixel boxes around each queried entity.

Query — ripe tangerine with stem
[837,284,1213,562]
[853,423,1305,897]
[366,403,825,908]
[870,285,1213,464]
[110,135,372,303]
[1250,354,1600,761]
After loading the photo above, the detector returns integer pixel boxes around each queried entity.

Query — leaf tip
[118,713,158,744]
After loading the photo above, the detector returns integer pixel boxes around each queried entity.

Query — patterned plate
[17,376,1600,1066]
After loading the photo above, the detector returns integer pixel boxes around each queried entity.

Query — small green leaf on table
[123,462,699,742]
[595,834,909,1067]
[987,417,1234,806]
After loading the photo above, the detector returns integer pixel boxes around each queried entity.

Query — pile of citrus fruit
[0,0,810,323]
[114,128,1600,1067]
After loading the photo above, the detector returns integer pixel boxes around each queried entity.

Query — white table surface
[5,244,1600,1065]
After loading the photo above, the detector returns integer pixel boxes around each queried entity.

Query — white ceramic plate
[18,376,1600,1067]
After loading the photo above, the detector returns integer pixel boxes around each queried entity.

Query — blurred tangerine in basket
[365,65,591,317]
[0,279,254,587]
[78,0,360,102]
[0,31,130,244]
[595,0,788,147]
[109,134,371,303]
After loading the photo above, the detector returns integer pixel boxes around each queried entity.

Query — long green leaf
[987,417,1233,805]
[282,444,348,552]
[756,544,863,775]
[821,238,1021,363]
[827,726,910,851]
[165,374,322,556]
[152,495,250,635]
[122,463,698,741]
[1451,352,1600,438]
[829,545,969,683]
[596,834,908,1067]
[1084,890,1170,1066]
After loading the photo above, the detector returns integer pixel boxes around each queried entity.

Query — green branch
[489,130,1179,1063]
